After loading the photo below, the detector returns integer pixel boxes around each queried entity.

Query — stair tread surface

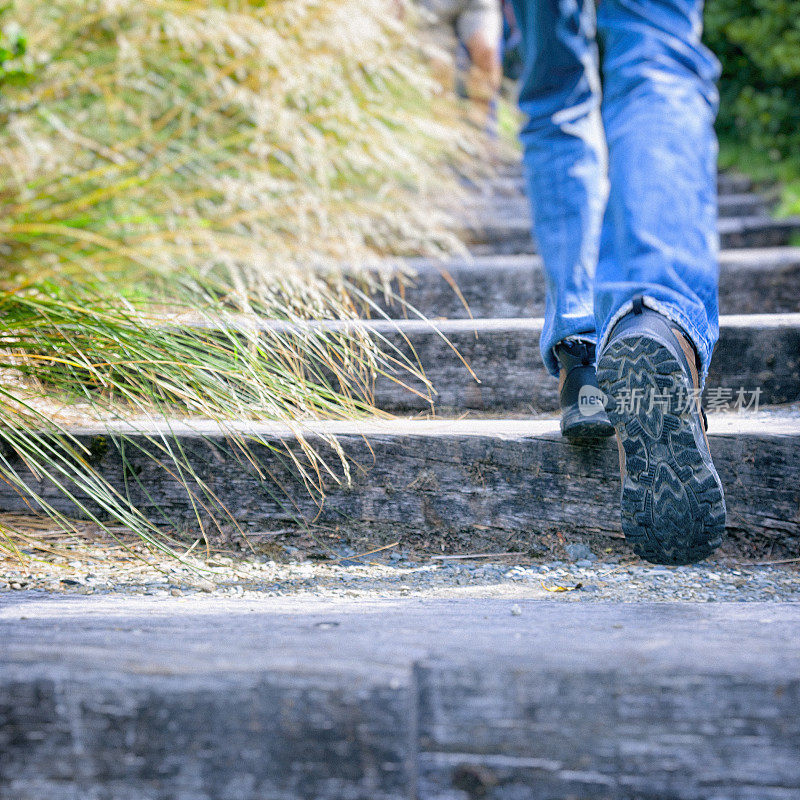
[4,595,797,800]
[3,595,799,678]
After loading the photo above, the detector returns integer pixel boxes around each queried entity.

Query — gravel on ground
[2,515,797,603]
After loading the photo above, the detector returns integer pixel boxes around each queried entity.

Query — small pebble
[2,532,799,603]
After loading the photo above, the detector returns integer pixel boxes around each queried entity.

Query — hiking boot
[596,296,726,565]
[554,338,615,440]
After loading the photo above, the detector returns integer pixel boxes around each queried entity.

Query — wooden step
[457,191,769,226]
[164,314,800,413]
[373,247,800,320]
[416,615,800,800]
[4,598,798,800]
[153,313,800,414]
[261,314,798,414]
[719,172,756,195]
[0,599,413,800]
[719,191,773,217]
[3,413,797,556]
[464,215,800,254]
[485,171,754,198]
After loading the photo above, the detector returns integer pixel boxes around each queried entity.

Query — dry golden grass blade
[0,0,495,564]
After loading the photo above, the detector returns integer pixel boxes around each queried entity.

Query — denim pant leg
[594,0,722,386]
[511,0,608,378]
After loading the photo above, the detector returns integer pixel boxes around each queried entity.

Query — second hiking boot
[596,297,726,565]
[554,338,615,440]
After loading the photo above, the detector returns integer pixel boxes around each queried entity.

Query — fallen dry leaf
[541,582,583,593]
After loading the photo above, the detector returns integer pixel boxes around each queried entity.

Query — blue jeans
[510,0,721,386]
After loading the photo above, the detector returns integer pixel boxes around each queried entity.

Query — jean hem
[542,327,598,378]
[597,296,714,388]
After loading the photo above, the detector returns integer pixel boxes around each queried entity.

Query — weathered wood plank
[416,658,800,800]
[169,313,800,413]
[717,172,756,196]
[0,416,797,555]
[370,248,800,320]
[485,171,754,198]
[341,314,800,413]
[455,191,769,226]
[3,599,798,800]
[464,215,800,254]
[0,667,411,800]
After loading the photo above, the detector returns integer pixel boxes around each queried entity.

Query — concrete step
[373,247,800,320]
[3,413,797,556]
[2,596,798,799]
[465,215,800,254]
[254,314,800,414]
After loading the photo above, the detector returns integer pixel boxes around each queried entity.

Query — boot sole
[596,335,726,565]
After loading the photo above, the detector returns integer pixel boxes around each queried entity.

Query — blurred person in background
[510,0,726,566]
[416,0,503,135]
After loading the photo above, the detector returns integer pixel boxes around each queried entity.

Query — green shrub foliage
[705,0,800,158]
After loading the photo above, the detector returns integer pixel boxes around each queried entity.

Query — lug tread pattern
[597,336,726,565]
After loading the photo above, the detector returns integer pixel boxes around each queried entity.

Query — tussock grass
[1,0,466,288]
[0,0,477,562]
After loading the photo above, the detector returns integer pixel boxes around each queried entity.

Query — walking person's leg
[595,0,721,378]
[510,0,613,438]
[594,0,726,564]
